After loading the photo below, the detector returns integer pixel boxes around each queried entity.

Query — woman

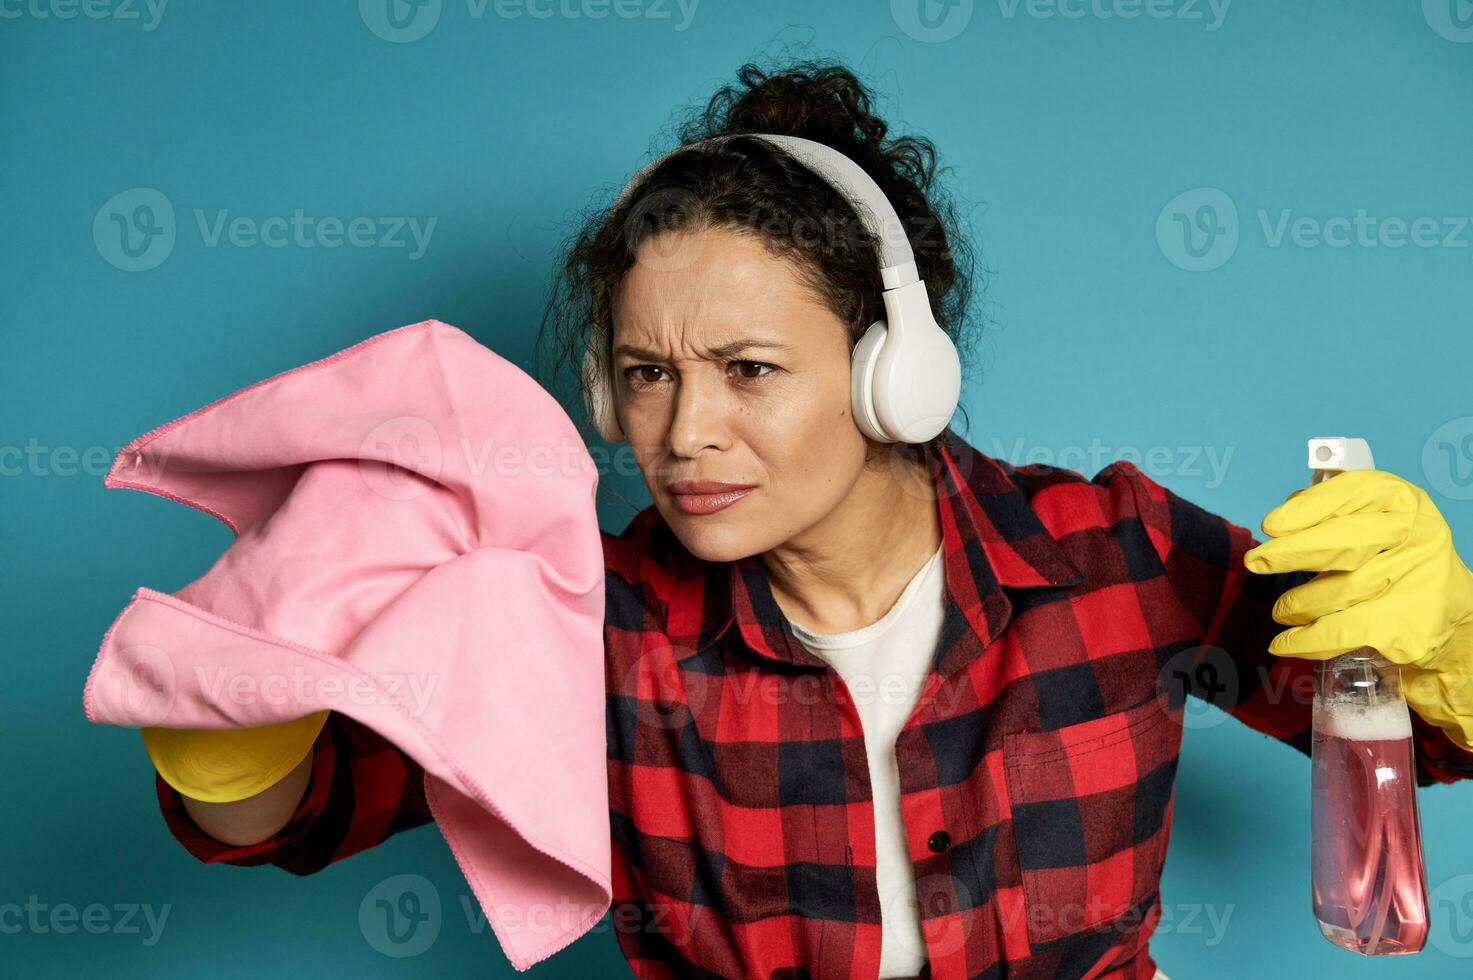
[140,62,1473,979]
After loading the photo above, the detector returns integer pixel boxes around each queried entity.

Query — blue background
[4,0,1472,976]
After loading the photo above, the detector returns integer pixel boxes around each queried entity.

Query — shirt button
[927,830,951,853]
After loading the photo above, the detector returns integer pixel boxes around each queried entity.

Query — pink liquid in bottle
[1310,654,1430,956]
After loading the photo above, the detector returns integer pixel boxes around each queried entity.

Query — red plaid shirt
[157,431,1473,979]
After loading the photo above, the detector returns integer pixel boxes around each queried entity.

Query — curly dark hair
[534,59,982,474]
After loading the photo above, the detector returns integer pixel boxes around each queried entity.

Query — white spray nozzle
[1308,436,1375,475]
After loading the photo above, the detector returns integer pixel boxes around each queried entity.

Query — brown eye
[730,360,776,381]
[624,365,668,388]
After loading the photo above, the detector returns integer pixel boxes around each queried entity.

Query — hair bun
[682,61,889,160]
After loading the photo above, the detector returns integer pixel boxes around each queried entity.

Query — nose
[665,372,732,458]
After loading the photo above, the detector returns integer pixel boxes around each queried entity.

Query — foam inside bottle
[1313,697,1413,742]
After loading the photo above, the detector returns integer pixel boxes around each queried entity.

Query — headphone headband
[610,133,919,290]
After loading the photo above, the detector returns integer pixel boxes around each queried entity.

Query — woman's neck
[762,457,942,635]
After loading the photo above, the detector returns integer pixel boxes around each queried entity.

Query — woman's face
[609,223,872,563]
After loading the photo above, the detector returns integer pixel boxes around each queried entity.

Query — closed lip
[665,480,757,495]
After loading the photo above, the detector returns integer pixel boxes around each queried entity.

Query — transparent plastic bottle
[1306,437,1430,956]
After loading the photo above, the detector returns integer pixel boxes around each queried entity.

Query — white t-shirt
[789,542,946,978]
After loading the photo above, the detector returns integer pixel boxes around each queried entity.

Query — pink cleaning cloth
[82,319,609,971]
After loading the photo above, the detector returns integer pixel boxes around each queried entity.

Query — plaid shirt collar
[666,431,1084,676]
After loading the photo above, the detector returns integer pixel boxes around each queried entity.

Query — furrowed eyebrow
[613,338,795,362]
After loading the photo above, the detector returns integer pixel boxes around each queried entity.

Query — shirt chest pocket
[1002,694,1180,950]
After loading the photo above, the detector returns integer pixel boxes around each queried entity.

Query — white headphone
[582,133,961,445]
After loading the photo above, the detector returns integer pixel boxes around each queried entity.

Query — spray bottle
[1306,436,1430,955]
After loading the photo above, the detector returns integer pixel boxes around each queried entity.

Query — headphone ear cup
[870,321,961,444]
[849,320,892,442]
[582,344,625,443]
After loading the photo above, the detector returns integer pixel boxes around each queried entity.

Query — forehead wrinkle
[615,278,767,366]
[611,228,828,364]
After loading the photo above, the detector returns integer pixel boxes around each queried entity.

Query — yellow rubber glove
[1243,469,1473,753]
[140,710,330,803]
